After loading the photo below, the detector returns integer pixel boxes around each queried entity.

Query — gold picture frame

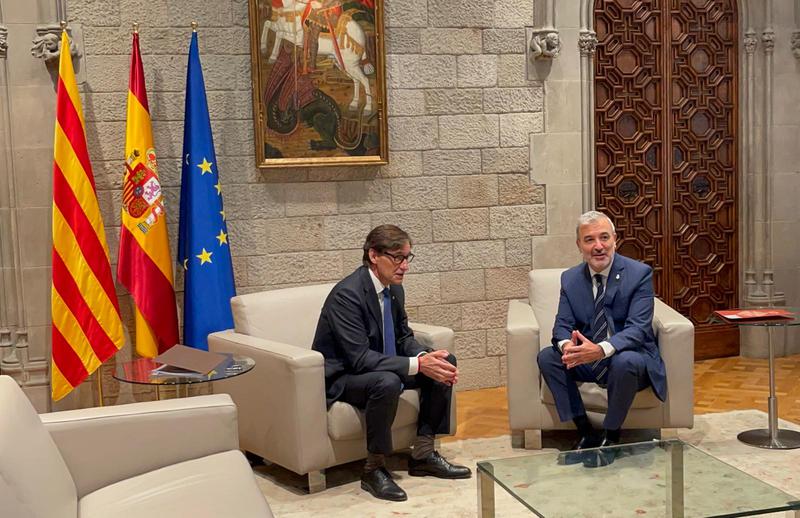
[248,0,388,168]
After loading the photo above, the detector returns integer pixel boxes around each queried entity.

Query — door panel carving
[594,0,738,359]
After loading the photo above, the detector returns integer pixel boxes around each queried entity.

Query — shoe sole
[407,469,472,479]
[360,481,408,502]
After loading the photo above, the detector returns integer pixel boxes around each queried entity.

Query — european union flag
[177,31,235,350]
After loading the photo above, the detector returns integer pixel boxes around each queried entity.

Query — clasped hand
[561,330,604,369]
[419,349,458,385]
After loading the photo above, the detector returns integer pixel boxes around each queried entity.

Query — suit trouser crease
[338,355,455,454]
[537,347,651,430]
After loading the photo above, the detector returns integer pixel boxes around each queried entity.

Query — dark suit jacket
[551,254,667,401]
[312,265,431,407]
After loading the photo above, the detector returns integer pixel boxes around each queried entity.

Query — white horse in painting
[261,0,374,114]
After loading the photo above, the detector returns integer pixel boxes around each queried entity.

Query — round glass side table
[112,355,255,399]
[714,308,800,449]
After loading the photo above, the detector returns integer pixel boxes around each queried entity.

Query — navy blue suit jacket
[552,254,667,401]
[312,265,431,407]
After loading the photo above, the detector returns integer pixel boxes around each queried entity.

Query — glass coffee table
[477,440,800,517]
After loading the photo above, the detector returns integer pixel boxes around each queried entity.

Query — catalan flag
[116,31,179,358]
[178,31,236,350]
[51,30,124,401]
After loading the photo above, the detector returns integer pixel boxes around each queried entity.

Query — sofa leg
[511,430,524,449]
[524,429,542,450]
[661,428,679,441]
[308,470,326,494]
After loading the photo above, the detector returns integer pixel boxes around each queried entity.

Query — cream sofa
[208,283,456,493]
[0,375,272,518]
[506,269,695,449]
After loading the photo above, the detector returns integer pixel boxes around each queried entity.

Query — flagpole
[192,21,198,32]
[132,21,138,34]
[95,370,104,407]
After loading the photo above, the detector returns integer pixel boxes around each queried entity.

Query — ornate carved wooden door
[594,0,738,359]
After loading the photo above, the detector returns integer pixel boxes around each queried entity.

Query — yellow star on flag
[219,209,226,221]
[197,158,213,175]
[216,230,228,245]
[196,248,213,265]
[214,181,222,195]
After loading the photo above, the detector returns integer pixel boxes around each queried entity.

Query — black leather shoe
[572,433,602,451]
[360,467,408,502]
[582,436,619,468]
[408,451,472,479]
[558,433,602,465]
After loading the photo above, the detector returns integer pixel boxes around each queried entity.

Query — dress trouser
[537,346,651,430]
[339,354,456,454]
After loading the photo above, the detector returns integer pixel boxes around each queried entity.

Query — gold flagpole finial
[60,20,67,31]
[191,21,198,32]
[132,22,139,34]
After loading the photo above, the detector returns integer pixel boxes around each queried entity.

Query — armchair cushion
[327,391,420,440]
[78,451,270,518]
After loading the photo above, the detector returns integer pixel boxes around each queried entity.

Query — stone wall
[65,0,544,393]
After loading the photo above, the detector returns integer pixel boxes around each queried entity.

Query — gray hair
[576,210,615,238]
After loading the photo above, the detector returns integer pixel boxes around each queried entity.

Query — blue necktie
[382,288,396,356]
[591,274,608,381]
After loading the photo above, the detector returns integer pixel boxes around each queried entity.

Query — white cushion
[541,382,661,410]
[0,375,77,518]
[327,390,420,440]
[232,284,335,348]
[78,451,271,518]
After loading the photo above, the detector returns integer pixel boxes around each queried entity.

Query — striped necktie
[591,273,608,381]
[591,273,608,343]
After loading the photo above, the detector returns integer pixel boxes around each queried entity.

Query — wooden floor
[449,354,800,441]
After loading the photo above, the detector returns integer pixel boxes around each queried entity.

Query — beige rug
[253,410,800,517]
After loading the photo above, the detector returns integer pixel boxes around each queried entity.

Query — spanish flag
[116,31,179,358]
[51,30,124,401]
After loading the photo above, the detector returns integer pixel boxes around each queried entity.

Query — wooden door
[594,0,739,359]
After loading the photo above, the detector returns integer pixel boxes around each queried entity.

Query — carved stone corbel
[578,29,597,56]
[529,30,561,60]
[0,25,8,59]
[792,31,800,59]
[528,0,560,61]
[31,24,80,63]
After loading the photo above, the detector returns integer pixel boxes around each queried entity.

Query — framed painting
[248,0,388,168]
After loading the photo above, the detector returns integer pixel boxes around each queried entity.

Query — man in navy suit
[537,211,666,464]
[312,225,471,501]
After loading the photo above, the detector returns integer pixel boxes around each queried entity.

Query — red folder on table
[714,308,794,322]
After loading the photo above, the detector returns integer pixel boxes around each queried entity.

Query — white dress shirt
[368,268,421,375]
[558,263,616,359]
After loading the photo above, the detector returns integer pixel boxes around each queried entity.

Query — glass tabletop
[112,355,255,386]
[711,307,800,327]
[477,440,800,517]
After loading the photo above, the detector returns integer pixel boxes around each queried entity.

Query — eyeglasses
[382,251,415,265]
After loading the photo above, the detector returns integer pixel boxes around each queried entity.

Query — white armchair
[506,269,694,449]
[0,375,272,518]
[208,283,456,493]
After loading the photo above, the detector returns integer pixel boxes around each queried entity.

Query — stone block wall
[61,0,546,391]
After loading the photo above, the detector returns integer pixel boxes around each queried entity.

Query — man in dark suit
[537,211,666,465]
[312,225,471,501]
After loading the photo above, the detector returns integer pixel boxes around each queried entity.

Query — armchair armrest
[653,299,695,428]
[409,322,455,352]
[208,330,329,475]
[506,300,542,430]
[40,393,238,498]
